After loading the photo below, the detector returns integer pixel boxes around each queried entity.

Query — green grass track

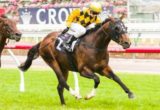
[0,68,160,110]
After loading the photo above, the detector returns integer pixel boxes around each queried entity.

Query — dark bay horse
[0,15,22,67]
[19,16,134,105]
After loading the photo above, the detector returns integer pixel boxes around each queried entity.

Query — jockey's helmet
[89,2,102,14]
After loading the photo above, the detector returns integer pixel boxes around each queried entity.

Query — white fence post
[7,49,25,92]
[72,72,79,94]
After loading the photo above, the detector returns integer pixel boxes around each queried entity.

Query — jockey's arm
[95,17,102,24]
[66,9,81,27]
[86,17,102,30]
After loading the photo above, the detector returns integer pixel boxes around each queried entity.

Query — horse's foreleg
[80,67,100,100]
[102,65,134,99]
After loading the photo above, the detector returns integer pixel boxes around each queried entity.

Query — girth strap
[64,50,77,72]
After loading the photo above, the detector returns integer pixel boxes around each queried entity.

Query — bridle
[0,20,11,38]
[80,21,111,51]
[104,19,127,44]
[80,18,128,51]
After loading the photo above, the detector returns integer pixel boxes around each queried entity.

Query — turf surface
[0,68,160,110]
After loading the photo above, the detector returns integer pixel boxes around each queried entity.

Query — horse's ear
[120,13,127,20]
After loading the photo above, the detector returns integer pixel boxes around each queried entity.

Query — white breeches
[67,23,86,38]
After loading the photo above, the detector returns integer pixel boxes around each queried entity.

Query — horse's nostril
[122,41,131,49]
[16,33,22,36]
[124,41,130,45]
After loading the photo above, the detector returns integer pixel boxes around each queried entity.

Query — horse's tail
[19,42,41,72]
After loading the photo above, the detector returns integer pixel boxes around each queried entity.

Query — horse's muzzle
[9,32,22,41]
[122,41,131,49]
[15,33,22,41]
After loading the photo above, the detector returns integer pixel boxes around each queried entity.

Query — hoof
[84,89,96,100]
[18,66,23,71]
[61,103,66,106]
[18,63,25,72]
[75,95,82,100]
[128,92,135,99]
[84,95,94,100]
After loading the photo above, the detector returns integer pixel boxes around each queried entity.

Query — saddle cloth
[55,33,79,52]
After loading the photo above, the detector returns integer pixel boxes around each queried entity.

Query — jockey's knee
[61,27,69,35]
[67,23,86,38]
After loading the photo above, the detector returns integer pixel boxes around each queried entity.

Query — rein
[102,24,109,37]
[80,41,106,51]
[80,23,110,51]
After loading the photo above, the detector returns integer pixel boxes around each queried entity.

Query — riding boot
[56,33,76,52]
[63,35,76,52]
[56,28,69,51]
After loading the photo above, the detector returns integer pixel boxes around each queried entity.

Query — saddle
[55,26,94,52]
[55,33,78,52]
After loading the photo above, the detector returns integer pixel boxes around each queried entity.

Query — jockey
[56,2,102,52]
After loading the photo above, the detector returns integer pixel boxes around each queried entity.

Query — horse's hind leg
[57,70,68,105]
[102,65,134,99]
[43,58,76,104]
[80,67,100,100]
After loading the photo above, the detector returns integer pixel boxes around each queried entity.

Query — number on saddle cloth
[56,33,77,52]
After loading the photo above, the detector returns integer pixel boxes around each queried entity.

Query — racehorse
[19,15,134,105]
[0,15,22,67]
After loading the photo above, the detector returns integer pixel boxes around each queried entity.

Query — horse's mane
[85,18,111,35]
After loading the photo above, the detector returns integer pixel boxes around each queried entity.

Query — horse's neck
[84,23,111,50]
[96,26,111,49]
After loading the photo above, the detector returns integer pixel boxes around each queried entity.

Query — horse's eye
[115,26,119,31]
[115,26,121,33]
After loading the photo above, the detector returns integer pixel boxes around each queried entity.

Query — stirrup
[71,40,77,51]
[63,43,72,52]
[63,39,77,52]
